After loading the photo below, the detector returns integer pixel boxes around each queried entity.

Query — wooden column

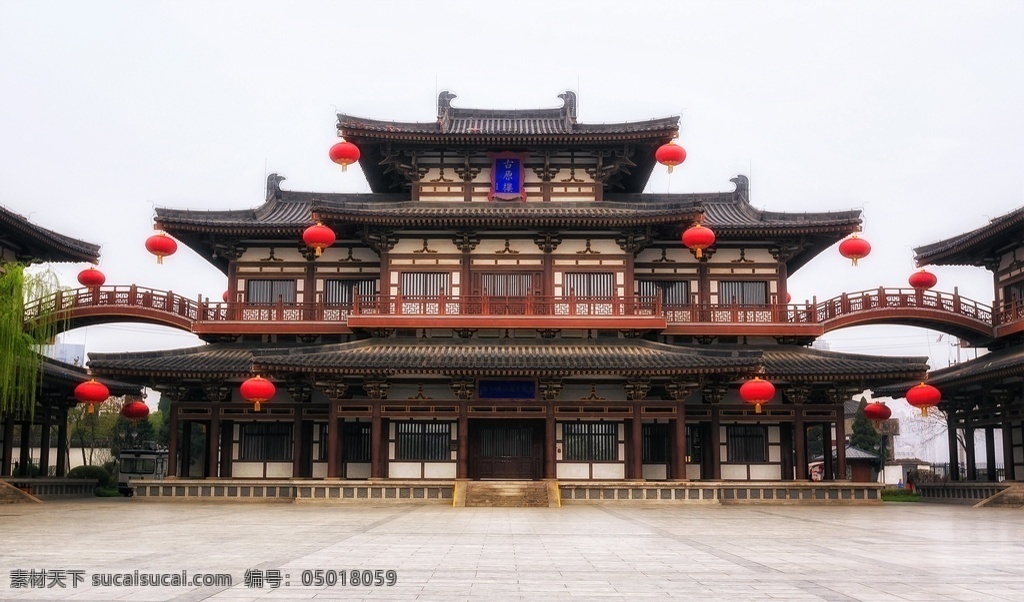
[544,404,556,479]
[457,402,468,479]
[794,408,807,480]
[327,401,340,478]
[56,408,68,477]
[1002,425,1015,482]
[38,413,51,477]
[835,415,847,480]
[965,426,977,481]
[206,408,220,478]
[370,402,382,479]
[630,412,643,480]
[166,408,179,478]
[946,412,959,481]
[180,421,193,478]
[291,406,303,478]
[19,421,31,476]
[822,423,834,480]
[672,401,687,480]
[985,426,998,481]
[1,416,13,476]
[219,419,233,478]
[710,406,721,480]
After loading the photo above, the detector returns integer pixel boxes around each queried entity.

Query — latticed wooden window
[246,279,296,304]
[395,421,451,461]
[344,422,371,462]
[642,423,670,463]
[563,422,617,462]
[564,272,614,297]
[240,423,292,461]
[726,425,768,463]
[400,272,450,296]
[719,281,768,305]
[323,279,377,304]
[637,280,689,306]
[478,273,535,297]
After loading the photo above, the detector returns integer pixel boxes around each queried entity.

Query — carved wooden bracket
[533,231,562,253]
[449,379,475,401]
[319,380,349,401]
[363,379,390,400]
[664,379,700,402]
[784,385,812,405]
[452,231,481,252]
[285,378,314,404]
[539,379,564,401]
[701,381,728,405]
[625,379,652,401]
[202,382,230,403]
[615,229,652,256]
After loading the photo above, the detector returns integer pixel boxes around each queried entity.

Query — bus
[118,442,168,496]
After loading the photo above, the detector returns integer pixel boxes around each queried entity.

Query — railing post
[526,290,533,316]
[811,296,817,323]
[840,292,849,316]
[129,284,137,307]
[438,291,447,316]
[353,291,361,315]
[395,293,403,316]
[952,286,961,314]
[198,294,205,320]
[875,286,885,308]
[166,290,174,314]
[277,295,284,321]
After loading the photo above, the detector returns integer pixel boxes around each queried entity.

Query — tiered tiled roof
[0,204,100,264]
[88,344,261,379]
[751,346,928,383]
[40,357,141,397]
[875,347,1018,396]
[914,206,1024,267]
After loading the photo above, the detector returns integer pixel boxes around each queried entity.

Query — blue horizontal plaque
[477,380,536,400]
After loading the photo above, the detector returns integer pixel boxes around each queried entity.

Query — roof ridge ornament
[437,90,457,132]
[266,173,286,201]
[558,90,577,129]
[730,174,749,202]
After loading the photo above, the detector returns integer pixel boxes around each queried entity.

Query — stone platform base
[131,478,882,505]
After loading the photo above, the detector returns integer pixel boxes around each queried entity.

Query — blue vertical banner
[489,153,526,201]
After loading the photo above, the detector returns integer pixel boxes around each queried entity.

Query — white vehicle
[118,443,168,496]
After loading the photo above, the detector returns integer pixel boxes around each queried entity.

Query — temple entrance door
[471,272,542,315]
[470,420,543,480]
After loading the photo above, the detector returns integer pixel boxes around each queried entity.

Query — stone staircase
[0,480,41,504]
[977,485,1024,508]
[461,480,557,508]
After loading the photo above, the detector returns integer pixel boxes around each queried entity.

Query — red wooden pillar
[56,408,69,477]
[291,406,303,478]
[219,419,233,477]
[794,408,807,480]
[166,408,179,478]
[545,405,556,479]
[710,407,721,480]
[965,426,977,480]
[835,415,848,480]
[672,402,687,480]
[985,426,998,481]
[327,401,340,478]
[457,402,468,479]
[1,416,14,476]
[38,413,51,476]
[946,413,960,481]
[631,411,643,480]
[207,407,220,478]
[180,420,193,478]
[1003,425,1015,482]
[18,421,31,477]
[370,403,382,479]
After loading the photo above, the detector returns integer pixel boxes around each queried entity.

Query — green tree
[806,424,824,458]
[849,398,881,456]
[0,263,63,415]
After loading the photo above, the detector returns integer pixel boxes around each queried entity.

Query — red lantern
[908,269,937,291]
[655,141,687,173]
[863,401,892,428]
[222,290,230,302]
[145,232,178,264]
[74,379,109,414]
[785,292,792,304]
[121,400,150,421]
[739,376,775,414]
[838,234,871,266]
[329,139,360,172]
[682,223,716,259]
[906,382,941,417]
[240,375,276,412]
[77,266,105,287]
[302,222,336,257]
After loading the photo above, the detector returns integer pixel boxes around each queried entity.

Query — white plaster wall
[388,462,421,479]
[686,464,701,480]
[557,463,590,479]
[720,465,748,480]
[642,464,667,480]
[312,462,327,479]
[423,463,457,479]
[749,465,782,480]
[593,464,625,479]
[232,463,263,478]
[265,462,292,478]
[346,463,370,479]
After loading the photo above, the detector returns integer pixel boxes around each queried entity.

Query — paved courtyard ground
[0,499,1022,601]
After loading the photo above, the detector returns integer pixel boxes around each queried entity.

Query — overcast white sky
[2,0,1022,383]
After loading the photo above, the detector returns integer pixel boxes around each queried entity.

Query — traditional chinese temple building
[877,208,1024,486]
[0,204,139,482]
[78,92,943,496]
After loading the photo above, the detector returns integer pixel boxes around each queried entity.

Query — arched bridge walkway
[25,285,997,343]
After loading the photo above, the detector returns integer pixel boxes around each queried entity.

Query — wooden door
[471,420,543,480]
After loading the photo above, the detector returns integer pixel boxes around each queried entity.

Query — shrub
[67,465,111,488]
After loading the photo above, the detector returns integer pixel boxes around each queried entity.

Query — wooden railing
[24,285,999,338]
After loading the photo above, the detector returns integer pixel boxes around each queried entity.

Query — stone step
[0,480,40,504]
[977,485,1024,508]
[464,481,551,508]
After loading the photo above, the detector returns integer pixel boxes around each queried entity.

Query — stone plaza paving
[0,499,1022,601]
